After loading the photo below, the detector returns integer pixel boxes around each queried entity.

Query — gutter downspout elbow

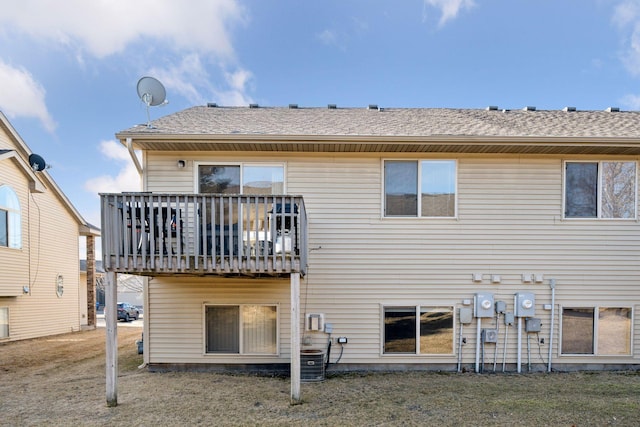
[126,138,143,176]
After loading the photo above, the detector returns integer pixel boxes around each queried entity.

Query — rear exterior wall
[143,152,640,370]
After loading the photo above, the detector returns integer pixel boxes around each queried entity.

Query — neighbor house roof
[0,112,100,237]
[117,106,640,155]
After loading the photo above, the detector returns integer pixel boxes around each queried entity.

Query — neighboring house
[0,112,100,342]
[80,259,105,314]
[102,105,640,374]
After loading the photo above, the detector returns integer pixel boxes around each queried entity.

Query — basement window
[564,161,636,219]
[383,306,454,355]
[0,307,8,339]
[205,304,278,355]
[561,307,631,355]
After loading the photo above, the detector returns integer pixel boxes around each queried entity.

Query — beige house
[103,105,640,376]
[0,112,99,342]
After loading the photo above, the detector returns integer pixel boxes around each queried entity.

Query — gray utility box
[475,292,495,318]
[515,292,536,318]
[525,317,542,333]
[300,350,325,382]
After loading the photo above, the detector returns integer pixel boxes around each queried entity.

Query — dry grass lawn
[1,326,640,426]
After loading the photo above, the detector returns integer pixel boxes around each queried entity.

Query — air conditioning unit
[305,313,325,332]
[300,350,325,382]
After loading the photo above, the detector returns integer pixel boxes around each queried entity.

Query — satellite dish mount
[29,153,49,172]
[136,76,167,128]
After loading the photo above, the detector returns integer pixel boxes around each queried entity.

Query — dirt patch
[1,327,640,426]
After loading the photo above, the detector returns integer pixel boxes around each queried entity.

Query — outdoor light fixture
[177,160,186,168]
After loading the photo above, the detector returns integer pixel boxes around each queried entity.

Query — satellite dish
[29,153,48,172]
[136,76,168,128]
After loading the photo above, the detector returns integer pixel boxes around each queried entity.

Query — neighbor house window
[205,304,278,355]
[383,306,454,355]
[384,160,456,217]
[0,186,21,248]
[564,161,636,219]
[561,307,631,355]
[0,307,8,338]
[198,164,284,195]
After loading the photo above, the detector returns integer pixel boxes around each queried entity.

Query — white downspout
[547,279,556,372]
[126,138,143,176]
[516,295,522,373]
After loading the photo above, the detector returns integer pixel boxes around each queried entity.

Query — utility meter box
[475,292,494,318]
[515,292,536,318]
[525,317,542,333]
[482,328,498,343]
[459,307,473,324]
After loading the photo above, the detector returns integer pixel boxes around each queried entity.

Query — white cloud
[0,0,246,59]
[422,0,476,27]
[148,55,254,106]
[613,0,640,75]
[0,60,56,132]
[84,140,141,194]
[620,93,640,109]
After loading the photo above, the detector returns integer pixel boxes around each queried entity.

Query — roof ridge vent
[249,103,259,108]
[368,104,379,110]
[328,104,337,109]
[288,104,298,109]
[207,103,218,108]
[605,107,620,112]
[563,106,576,112]
[523,106,536,111]
[486,106,499,111]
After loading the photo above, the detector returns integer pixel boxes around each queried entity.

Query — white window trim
[559,305,633,357]
[0,306,9,340]
[0,185,22,249]
[380,304,455,356]
[381,159,458,219]
[562,160,638,220]
[194,162,287,194]
[202,303,280,356]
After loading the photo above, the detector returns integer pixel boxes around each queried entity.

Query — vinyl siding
[144,152,640,368]
[0,130,82,341]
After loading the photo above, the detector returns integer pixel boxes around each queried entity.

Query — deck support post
[106,271,118,407]
[290,272,301,404]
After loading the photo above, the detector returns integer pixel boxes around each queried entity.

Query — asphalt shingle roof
[118,106,640,140]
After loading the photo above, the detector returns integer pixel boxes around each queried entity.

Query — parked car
[117,302,139,322]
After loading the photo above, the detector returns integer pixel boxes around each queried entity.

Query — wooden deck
[100,193,307,277]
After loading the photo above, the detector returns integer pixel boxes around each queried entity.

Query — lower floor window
[383,306,453,354]
[561,307,631,355]
[0,307,8,338]
[205,304,277,355]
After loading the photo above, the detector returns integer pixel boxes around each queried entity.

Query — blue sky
[1,0,640,241]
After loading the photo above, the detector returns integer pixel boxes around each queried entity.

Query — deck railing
[100,193,307,276]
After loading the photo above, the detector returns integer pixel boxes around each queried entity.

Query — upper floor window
[564,161,636,219]
[198,164,284,195]
[0,185,21,249]
[384,160,456,217]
